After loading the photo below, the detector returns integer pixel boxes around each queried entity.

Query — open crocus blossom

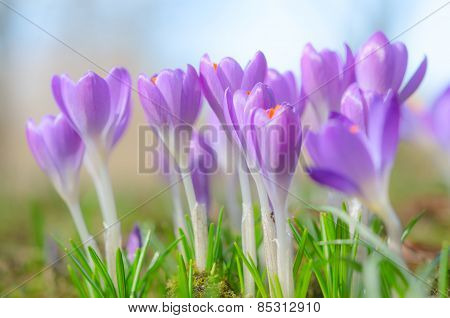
[245,94,302,298]
[306,87,403,255]
[355,31,427,103]
[26,114,97,252]
[301,43,355,127]
[137,65,208,270]
[52,67,132,275]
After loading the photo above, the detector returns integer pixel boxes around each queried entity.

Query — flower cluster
[26,30,444,298]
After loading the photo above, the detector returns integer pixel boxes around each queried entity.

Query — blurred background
[0,0,449,296]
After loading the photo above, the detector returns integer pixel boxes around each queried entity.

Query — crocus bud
[200,51,268,123]
[51,67,132,159]
[126,225,142,262]
[355,31,427,103]
[26,114,84,202]
[189,131,217,212]
[301,43,354,123]
[246,101,303,208]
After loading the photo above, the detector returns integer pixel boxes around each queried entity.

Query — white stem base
[241,203,256,297]
[192,203,208,271]
[66,200,99,254]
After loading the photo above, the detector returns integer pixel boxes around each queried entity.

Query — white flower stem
[65,198,99,254]
[180,170,207,270]
[237,160,256,297]
[169,172,186,235]
[85,151,121,277]
[272,200,294,298]
[252,172,278,294]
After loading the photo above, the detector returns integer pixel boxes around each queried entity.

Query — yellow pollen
[349,124,359,134]
[151,76,157,84]
[266,104,282,119]
[213,63,218,71]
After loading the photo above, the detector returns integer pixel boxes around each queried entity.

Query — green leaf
[88,247,117,297]
[401,211,425,242]
[67,251,105,297]
[233,242,268,298]
[116,249,127,297]
[177,254,189,297]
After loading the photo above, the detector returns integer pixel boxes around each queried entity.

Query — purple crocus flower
[26,114,84,201]
[126,225,142,262]
[301,43,355,126]
[189,131,217,212]
[355,31,427,103]
[52,67,132,157]
[26,114,98,252]
[306,88,403,253]
[200,51,267,123]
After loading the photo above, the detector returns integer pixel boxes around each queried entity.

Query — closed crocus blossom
[246,100,302,298]
[201,52,267,296]
[26,114,97,252]
[52,67,132,275]
[355,31,427,103]
[52,67,132,158]
[200,51,267,123]
[301,43,355,126]
[126,225,142,262]
[138,65,208,270]
[306,90,403,255]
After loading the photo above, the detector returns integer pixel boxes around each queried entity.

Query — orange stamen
[266,104,282,119]
[213,63,218,71]
[246,90,251,95]
[349,124,359,134]
[151,76,157,84]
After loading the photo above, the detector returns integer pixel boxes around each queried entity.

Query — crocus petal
[306,121,377,198]
[340,83,370,132]
[398,56,427,103]
[180,65,202,125]
[307,167,361,196]
[217,57,244,92]
[137,75,170,126]
[265,69,298,105]
[390,42,408,92]
[154,69,183,124]
[74,72,111,136]
[105,67,132,147]
[355,31,394,94]
[241,51,267,90]
[199,54,226,121]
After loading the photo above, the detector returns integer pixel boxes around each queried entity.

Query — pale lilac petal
[307,168,360,195]
[241,51,267,90]
[75,72,111,135]
[398,57,427,103]
[199,54,226,121]
[390,42,408,92]
[217,57,243,92]
[180,65,202,125]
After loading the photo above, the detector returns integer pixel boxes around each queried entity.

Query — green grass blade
[130,230,151,297]
[206,223,215,271]
[438,242,448,298]
[87,247,117,297]
[116,249,127,297]
[67,252,105,297]
[401,211,425,242]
